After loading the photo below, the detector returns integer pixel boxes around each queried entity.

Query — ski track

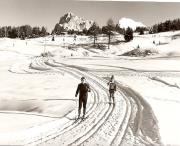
[14,57,108,146]
[7,57,137,146]
[25,60,99,145]
[38,66,114,146]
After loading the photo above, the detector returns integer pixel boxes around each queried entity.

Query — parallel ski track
[24,57,111,146]
[10,57,133,146]
[31,58,115,146]
[40,59,132,146]
[43,68,115,145]
[85,73,132,146]
[25,58,98,145]
[62,67,115,146]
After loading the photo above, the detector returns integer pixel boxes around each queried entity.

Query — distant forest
[0,25,48,39]
[150,18,180,34]
[1,18,180,39]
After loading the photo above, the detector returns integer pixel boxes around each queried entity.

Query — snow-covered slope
[59,12,94,31]
[1,31,180,145]
[119,17,146,30]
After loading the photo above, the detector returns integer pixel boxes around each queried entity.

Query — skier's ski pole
[76,98,78,120]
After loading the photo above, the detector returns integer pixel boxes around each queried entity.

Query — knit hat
[81,77,85,80]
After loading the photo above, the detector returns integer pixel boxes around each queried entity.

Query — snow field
[0,31,180,145]
[115,76,180,145]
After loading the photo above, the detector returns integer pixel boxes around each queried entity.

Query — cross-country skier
[107,75,116,104]
[75,77,91,119]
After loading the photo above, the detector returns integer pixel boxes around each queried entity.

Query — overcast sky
[0,0,180,32]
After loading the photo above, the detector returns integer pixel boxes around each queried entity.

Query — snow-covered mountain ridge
[59,12,94,31]
[119,17,146,30]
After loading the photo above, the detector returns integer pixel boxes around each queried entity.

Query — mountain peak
[119,17,146,30]
[65,12,75,19]
[59,12,94,31]
[67,12,74,16]
[59,12,75,24]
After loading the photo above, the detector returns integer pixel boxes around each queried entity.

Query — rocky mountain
[119,17,146,30]
[59,12,94,32]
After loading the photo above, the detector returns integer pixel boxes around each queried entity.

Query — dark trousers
[78,95,88,116]
[109,90,115,102]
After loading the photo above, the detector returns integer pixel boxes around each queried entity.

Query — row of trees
[52,19,125,36]
[83,19,133,45]
[0,18,134,43]
[150,19,180,34]
[2,18,180,40]
[52,18,133,43]
[135,27,148,35]
[0,25,48,39]
[86,19,133,43]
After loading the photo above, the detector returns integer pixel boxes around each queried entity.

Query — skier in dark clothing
[75,77,91,119]
[107,75,116,104]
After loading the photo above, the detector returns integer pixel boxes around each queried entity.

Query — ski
[72,117,81,125]
[81,115,89,121]
[71,115,89,125]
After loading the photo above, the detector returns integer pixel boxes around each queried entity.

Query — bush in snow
[124,27,133,42]
[122,48,157,57]
[41,51,54,57]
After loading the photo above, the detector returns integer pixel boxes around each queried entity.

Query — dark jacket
[108,81,116,91]
[75,83,90,98]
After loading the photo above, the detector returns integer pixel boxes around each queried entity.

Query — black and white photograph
[0,0,180,145]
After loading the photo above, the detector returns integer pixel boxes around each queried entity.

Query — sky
[0,0,180,32]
